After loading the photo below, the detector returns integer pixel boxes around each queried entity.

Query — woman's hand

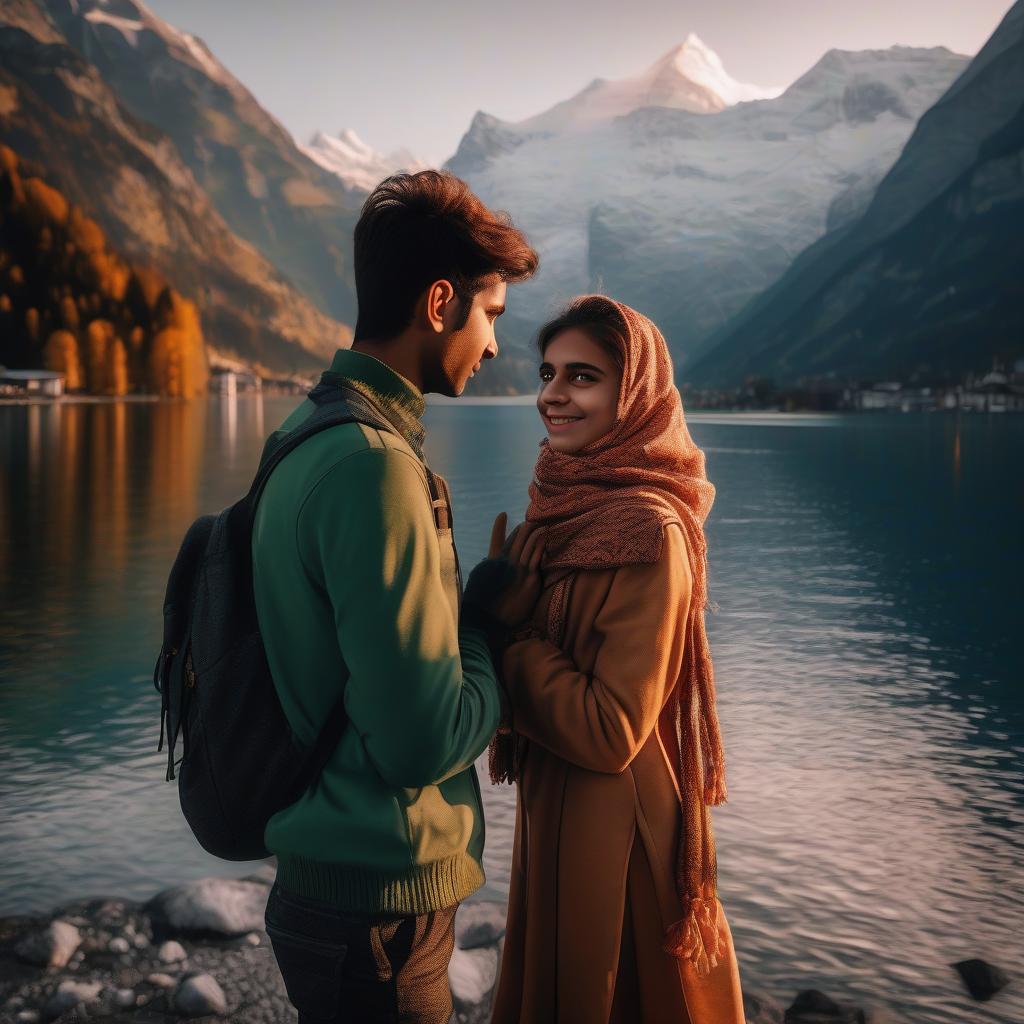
[486,513,545,629]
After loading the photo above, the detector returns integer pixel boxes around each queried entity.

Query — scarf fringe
[662,890,728,978]
[704,764,729,806]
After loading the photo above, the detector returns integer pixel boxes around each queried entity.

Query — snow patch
[671,32,785,105]
[303,129,430,192]
[518,33,784,133]
[181,32,227,83]
[84,9,143,47]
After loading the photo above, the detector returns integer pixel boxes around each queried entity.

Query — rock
[15,919,81,969]
[745,990,785,1023]
[244,932,262,946]
[16,1011,40,1024]
[175,973,229,1017]
[113,987,136,1008]
[146,972,177,989]
[44,978,103,1018]
[785,989,865,1023]
[108,936,131,954]
[115,966,144,988]
[455,901,506,950]
[147,878,270,936]
[449,944,499,1014]
[158,939,188,963]
[951,959,1010,1001]
[239,863,276,886]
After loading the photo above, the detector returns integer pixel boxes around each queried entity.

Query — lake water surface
[1,397,1021,1023]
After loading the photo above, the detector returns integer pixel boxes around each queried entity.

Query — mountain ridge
[685,0,1024,387]
[445,41,968,374]
[0,1,347,374]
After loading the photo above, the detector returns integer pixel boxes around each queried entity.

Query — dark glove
[460,556,516,637]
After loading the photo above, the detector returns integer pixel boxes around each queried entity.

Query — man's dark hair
[353,171,539,341]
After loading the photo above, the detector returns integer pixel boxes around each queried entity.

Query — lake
[1,396,1021,1023]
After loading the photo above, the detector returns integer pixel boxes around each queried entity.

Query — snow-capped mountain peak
[302,129,430,193]
[661,32,784,105]
[516,34,783,133]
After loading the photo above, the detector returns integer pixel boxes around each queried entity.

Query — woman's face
[537,328,622,454]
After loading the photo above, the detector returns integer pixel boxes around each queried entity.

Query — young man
[252,171,538,1024]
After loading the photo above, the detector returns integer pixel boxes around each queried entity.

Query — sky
[148,0,1014,164]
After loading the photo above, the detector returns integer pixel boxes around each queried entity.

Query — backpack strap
[250,376,413,770]
[247,378,395,527]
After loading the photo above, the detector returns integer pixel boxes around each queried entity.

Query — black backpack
[154,377,398,861]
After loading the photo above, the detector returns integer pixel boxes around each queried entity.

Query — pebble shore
[0,869,1008,1023]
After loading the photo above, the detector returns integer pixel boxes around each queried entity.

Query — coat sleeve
[502,524,692,774]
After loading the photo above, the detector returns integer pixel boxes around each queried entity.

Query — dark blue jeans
[264,883,457,1024]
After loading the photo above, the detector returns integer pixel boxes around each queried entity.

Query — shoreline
[3,392,1013,417]
[2,873,1003,1024]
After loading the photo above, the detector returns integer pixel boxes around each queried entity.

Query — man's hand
[486,513,545,629]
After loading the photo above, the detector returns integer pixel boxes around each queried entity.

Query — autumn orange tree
[0,145,209,396]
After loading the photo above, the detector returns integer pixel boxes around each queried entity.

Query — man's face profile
[433,276,506,397]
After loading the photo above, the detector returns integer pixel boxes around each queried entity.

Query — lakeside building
[209,370,263,398]
[958,371,1024,412]
[0,369,65,398]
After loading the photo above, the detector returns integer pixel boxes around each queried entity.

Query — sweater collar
[324,348,427,456]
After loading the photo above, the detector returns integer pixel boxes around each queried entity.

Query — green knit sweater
[251,348,501,913]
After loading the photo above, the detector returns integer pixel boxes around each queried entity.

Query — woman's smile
[543,411,584,430]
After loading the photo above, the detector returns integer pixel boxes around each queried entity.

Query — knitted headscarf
[489,295,729,977]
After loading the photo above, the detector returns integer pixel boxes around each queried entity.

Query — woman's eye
[571,372,594,383]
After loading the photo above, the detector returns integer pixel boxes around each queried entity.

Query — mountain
[1,143,208,396]
[41,0,362,328]
[303,129,429,193]
[515,33,782,134]
[446,39,968,367]
[0,0,346,373]
[687,0,1024,387]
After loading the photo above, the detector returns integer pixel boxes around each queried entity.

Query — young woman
[488,296,744,1023]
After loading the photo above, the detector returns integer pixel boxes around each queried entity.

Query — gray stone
[108,936,131,954]
[44,978,103,1018]
[15,919,81,969]
[175,973,229,1017]
[745,990,785,1024]
[449,944,499,1009]
[146,972,177,989]
[455,901,506,950]
[113,987,136,1008]
[16,1011,40,1024]
[244,932,262,946]
[159,939,188,963]
[148,878,270,936]
[133,932,150,948]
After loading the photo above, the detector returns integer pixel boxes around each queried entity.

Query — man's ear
[425,280,456,334]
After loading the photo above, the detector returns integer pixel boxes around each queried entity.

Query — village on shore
[4,361,1024,414]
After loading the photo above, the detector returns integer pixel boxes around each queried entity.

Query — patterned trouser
[265,883,457,1024]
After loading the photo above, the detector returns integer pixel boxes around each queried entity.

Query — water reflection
[0,401,1020,1024]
